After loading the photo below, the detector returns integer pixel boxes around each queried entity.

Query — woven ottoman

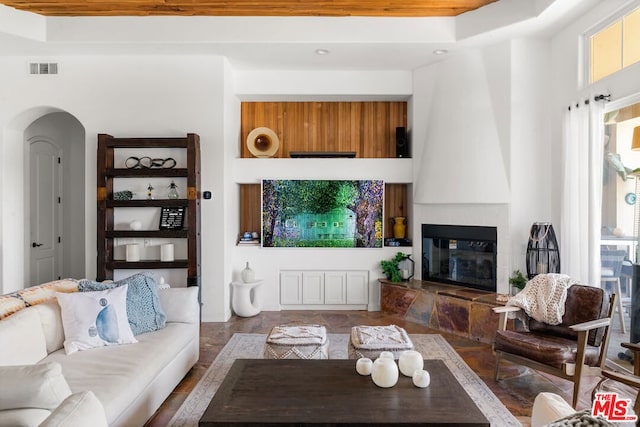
[348,324,414,359]
[264,324,329,359]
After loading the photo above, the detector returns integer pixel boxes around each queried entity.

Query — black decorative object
[398,254,415,280]
[159,207,185,230]
[526,222,560,279]
[125,156,176,169]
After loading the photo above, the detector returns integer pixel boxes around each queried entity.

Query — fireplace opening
[422,224,497,292]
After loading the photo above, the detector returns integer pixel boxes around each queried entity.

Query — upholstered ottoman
[348,324,413,359]
[264,324,329,359]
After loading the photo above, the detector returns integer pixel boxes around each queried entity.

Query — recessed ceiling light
[433,49,448,55]
[315,49,330,55]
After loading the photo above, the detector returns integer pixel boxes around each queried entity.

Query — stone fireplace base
[380,279,505,344]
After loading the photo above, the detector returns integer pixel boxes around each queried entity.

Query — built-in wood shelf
[241,101,407,159]
[237,100,411,243]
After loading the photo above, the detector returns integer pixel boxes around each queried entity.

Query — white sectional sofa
[0,276,199,427]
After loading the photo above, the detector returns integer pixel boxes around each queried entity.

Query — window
[589,7,640,83]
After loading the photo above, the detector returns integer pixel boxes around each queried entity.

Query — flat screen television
[262,179,384,248]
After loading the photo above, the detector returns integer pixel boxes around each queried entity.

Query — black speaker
[396,127,409,158]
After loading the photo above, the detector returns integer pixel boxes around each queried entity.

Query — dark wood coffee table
[199,359,489,426]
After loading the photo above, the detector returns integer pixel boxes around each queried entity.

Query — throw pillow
[0,307,48,365]
[0,362,71,411]
[158,286,199,323]
[39,391,108,427]
[78,272,166,335]
[56,285,137,355]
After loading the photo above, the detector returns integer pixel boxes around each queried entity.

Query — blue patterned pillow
[78,272,166,335]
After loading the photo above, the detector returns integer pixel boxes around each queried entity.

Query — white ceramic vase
[379,351,394,360]
[412,369,431,388]
[355,358,373,376]
[371,357,398,388]
[398,350,424,377]
[241,262,255,283]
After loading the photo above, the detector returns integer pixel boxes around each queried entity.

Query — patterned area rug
[168,333,520,426]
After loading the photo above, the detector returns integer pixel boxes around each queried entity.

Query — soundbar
[289,151,356,158]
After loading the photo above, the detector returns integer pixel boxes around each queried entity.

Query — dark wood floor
[145,310,609,427]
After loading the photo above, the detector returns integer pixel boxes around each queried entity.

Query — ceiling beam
[0,0,497,17]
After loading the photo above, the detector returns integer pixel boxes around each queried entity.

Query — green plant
[508,270,528,290]
[381,252,406,282]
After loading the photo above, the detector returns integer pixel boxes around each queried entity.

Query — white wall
[0,62,413,319]
[0,55,228,321]
[410,37,559,290]
[508,39,553,274]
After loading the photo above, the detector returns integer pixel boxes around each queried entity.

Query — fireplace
[422,224,497,292]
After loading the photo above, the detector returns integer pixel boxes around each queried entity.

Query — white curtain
[560,99,604,285]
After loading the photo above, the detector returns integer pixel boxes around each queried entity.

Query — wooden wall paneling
[239,184,262,237]
[336,102,348,153]
[282,103,301,156]
[240,101,407,158]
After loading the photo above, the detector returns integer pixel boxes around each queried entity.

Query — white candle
[160,243,174,262]
[126,244,140,262]
[401,269,409,279]
[537,262,548,274]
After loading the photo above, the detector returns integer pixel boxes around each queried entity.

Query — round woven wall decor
[247,127,279,158]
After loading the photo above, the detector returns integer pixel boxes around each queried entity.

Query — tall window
[590,7,640,83]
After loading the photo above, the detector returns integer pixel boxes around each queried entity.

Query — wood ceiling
[1,0,497,17]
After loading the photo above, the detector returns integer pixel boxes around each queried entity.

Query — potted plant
[509,270,528,293]
[381,252,406,283]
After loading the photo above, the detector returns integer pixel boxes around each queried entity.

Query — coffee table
[199,359,489,426]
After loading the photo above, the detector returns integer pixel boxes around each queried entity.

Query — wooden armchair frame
[599,342,640,417]
[493,293,617,408]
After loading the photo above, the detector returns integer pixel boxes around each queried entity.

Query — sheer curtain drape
[561,99,604,285]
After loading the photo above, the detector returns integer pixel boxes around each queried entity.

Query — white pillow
[39,391,108,427]
[33,301,65,354]
[158,287,199,323]
[0,307,47,365]
[0,362,71,411]
[56,285,137,355]
[531,392,576,427]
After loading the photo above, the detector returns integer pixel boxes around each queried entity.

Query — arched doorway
[25,112,86,285]
[0,108,86,294]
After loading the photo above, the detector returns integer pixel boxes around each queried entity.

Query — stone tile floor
[145,310,633,427]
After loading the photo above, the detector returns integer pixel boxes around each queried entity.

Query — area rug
[167,333,520,426]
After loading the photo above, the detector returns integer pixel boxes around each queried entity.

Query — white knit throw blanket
[507,273,579,326]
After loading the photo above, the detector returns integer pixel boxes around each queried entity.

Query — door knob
[32,242,43,247]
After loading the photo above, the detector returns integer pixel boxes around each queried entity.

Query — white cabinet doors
[280,271,303,305]
[280,270,368,308]
[302,271,324,304]
[324,271,347,304]
[346,271,368,304]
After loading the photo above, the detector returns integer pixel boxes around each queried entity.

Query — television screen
[262,179,384,248]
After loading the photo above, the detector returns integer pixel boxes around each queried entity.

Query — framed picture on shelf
[159,207,185,230]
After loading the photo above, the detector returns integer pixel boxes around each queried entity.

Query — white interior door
[30,139,61,284]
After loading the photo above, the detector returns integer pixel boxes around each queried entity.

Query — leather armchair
[493,284,617,408]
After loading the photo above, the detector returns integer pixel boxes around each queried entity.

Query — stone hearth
[380,279,505,344]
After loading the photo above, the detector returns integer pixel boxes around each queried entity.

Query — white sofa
[0,282,199,427]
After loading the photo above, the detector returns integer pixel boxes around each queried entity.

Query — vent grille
[29,62,59,75]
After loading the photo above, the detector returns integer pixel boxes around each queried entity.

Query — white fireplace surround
[412,203,510,294]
